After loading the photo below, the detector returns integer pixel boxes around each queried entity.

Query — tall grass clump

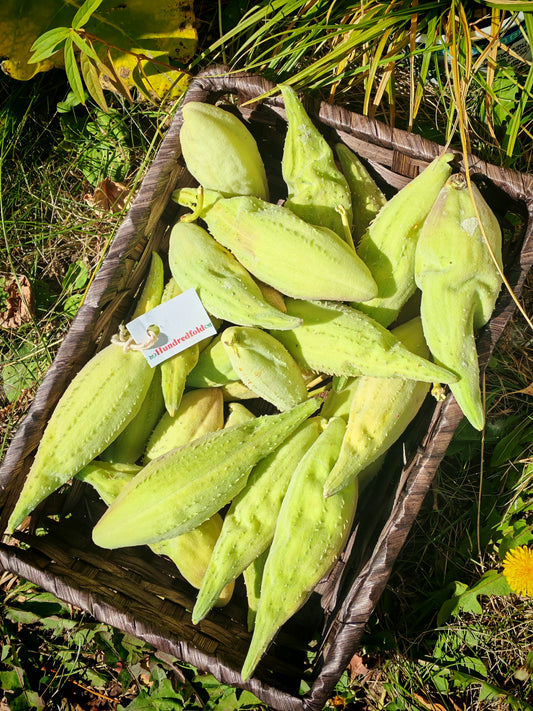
[198,0,533,171]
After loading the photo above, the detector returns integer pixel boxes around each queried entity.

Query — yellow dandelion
[503,545,533,596]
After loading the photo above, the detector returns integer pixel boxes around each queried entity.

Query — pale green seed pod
[334,143,387,242]
[98,254,167,464]
[159,278,200,417]
[168,221,301,330]
[280,84,353,242]
[414,174,503,431]
[186,333,238,389]
[77,461,142,505]
[191,416,323,624]
[271,298,457,384]
[321,377,387,495]
[219,381,259,401]
[321,375,362,422]
[101,366,166,464]
[151,514,235,606]
[190,192,378,303]
[180,101,269,200]
[255,281,288,313]
[352,152,454,326]
[221,326,309,411]
[130,251,165,320]
[240,416,357,682]
[6,343,155,534]
[143,387,224,463]
[323,317,432,498]
[77,460,233,605]
[91,397,322,549]
[161,343,199,418]
[224,402,256,428]
[243,548,269,631]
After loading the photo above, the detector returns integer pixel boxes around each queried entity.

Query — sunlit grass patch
[0,70,176,456]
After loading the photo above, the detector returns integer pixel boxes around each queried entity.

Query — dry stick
[46,669,118,704]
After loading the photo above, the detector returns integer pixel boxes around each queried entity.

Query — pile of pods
[6,86,503,681]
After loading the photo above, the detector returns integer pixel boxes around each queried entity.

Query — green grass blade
[503,11,533,158]
[63,36,86,105]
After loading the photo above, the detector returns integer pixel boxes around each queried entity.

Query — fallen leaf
[412,693,449,711]
[84,177,129,213]
[348,652,370,678]
[413,694,450,711]
[0,275,35,328]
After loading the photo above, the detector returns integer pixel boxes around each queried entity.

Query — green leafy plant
[0,67,178,459]
[0,575,270,710]
[58,106,132,186]
[1,0,197,111]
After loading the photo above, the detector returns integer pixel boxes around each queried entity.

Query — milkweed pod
[151,513,235,606]
[77,461,233,604]
[280,84,353,241]
[186,333,238,388]
[320,375,361,422]
[196,194,378,303]
[352,152,454,326]
[143,387,224,463]
[130,251,165,320]
[158,278,200,417]
[161,343,199,418]
[91,397,322,549]
[180,101,269,200]
[101,366,166,464]
[221,326,309,411]
[240,416,356,682]
[255,280,288,313]
[244,548,269,631]
[414,174,503,430]
[77,461,142,505]
[6,343,154,535]
[224,402,256,428]
[219,381,259,401]
[271,298,458,385]
[334,143,387,242]
[168,221,301,331]
[323,317,432,498]
[191,416,323,624]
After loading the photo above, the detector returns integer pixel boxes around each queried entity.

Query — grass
[195,0,533,172]
[1,2,533,709]
[0,69,176,456]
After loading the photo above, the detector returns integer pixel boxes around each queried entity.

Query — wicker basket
[1,67,532,711]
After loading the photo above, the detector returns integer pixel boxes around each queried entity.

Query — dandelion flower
[503,545,533,596]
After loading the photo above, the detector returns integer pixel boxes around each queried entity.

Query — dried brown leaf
[0,275,35,328]
[348,652,370,678]
[84,177,129,213]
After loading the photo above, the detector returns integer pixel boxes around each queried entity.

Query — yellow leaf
[0,0,197,101]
